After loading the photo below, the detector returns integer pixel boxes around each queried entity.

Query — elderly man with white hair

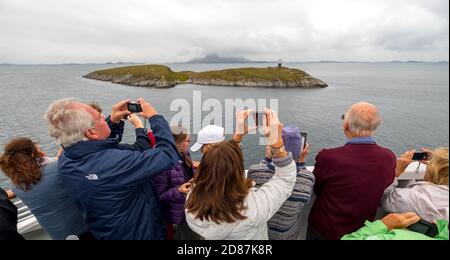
[307,102,396,240]
[44,97,178,240]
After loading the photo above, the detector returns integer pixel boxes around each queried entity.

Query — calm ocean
[0,62,448,189]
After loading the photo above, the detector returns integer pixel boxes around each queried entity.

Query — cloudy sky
[0,0,448,64]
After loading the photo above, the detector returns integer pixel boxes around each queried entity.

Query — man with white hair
[308,102,396,240]
[44,97,178,240]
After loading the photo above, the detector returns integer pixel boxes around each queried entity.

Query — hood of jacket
[63,135,120,159]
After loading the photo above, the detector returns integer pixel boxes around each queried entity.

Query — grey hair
[345,103,381,136]
[44,98,94,147]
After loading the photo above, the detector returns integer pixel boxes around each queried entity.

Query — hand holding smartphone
[300,132,307,150]
[253,111,267,128]
[412,152,429,161]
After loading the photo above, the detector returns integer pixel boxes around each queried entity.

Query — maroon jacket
[309,143,396,240]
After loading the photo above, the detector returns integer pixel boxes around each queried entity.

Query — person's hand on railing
[6,189,16,200]
[395,150,414,177]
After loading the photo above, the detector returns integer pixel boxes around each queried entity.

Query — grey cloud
[0,0,448,64]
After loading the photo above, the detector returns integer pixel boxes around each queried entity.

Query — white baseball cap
[190,125,225,152]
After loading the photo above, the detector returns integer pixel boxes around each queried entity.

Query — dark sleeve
[117,128,152,151]
[107,115,179,186]
[0,188,25,240]
[106,116,125,142]
[0,188,7,200]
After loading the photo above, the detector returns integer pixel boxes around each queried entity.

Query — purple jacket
[152,154,194,225]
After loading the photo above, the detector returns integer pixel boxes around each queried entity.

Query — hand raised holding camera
[137,98,158,119]
[419,148,433,165]
[395,149,415,177]
[110,99,131,123]
[299,143,310,163]
[263,109,284,148]
[233,110,256,143]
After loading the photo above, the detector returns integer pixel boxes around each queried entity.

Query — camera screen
[127,102,142,113]
[128,104,138,111]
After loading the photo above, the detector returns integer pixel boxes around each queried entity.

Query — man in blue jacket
[44,97,178,240]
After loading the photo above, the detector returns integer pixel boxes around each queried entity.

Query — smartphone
[407,220,438,238]
[300,132,307,149]
[412,152,429,161]
[253,112,266,127]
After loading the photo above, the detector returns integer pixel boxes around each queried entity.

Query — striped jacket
[248,159,315,240]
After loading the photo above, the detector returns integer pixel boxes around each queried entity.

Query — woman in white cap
[190,125,226,154]
[185,109,297,240]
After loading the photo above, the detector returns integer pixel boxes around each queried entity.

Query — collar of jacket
[63,135,120,159]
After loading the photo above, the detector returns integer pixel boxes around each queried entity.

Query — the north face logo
[85,174,98,180]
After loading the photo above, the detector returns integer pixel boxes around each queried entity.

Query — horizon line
[1,60,449,66]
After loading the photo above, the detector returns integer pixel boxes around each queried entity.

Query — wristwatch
[271,145,286,157]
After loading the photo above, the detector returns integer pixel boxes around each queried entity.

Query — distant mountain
[187,54,269,64]
[388,60,448,64]
[105,61,139,65]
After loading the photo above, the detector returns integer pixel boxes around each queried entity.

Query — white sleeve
[381,180,415,214]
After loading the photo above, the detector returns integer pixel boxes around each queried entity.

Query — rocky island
[83,65,328,89]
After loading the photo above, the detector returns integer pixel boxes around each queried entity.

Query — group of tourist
[0,98,448,240]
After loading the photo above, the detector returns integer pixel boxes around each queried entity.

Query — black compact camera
[127,102,142,113]
[407,220,438,238]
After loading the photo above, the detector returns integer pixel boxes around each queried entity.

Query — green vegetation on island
[83,64,328,88]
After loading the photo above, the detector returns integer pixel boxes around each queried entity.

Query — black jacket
[0,188,25,240]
